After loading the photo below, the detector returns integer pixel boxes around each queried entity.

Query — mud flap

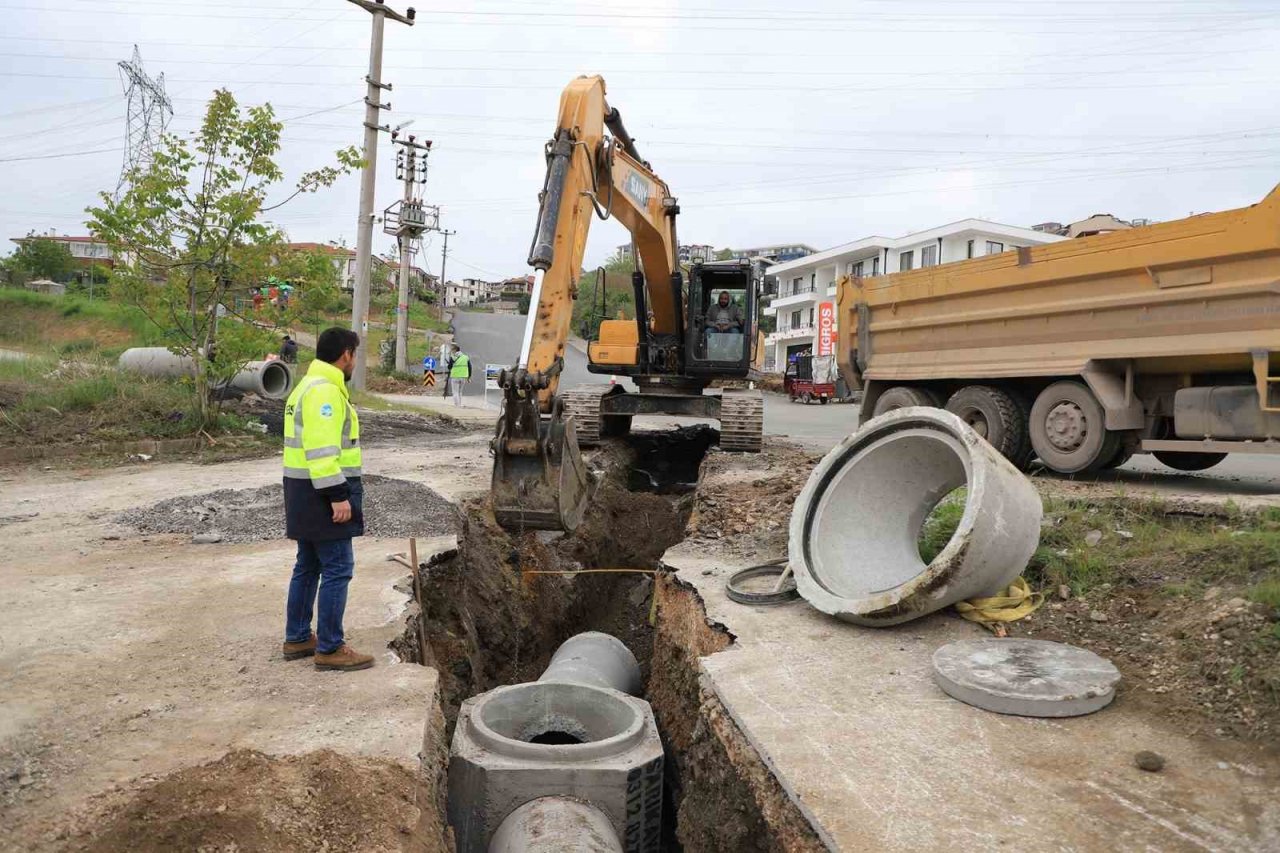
[492,393,591,532]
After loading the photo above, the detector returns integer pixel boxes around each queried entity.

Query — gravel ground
[119,474,458,543]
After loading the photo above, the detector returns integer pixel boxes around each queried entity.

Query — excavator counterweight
[491,76,763,532]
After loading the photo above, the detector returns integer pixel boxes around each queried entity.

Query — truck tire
[1028,381,1118,474]
[872,386,941,417]
[1100,431,1141,470]
[1153,450,1228,472]
[944,385,1029,467]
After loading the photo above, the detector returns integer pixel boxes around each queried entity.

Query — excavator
[490,75,764,532]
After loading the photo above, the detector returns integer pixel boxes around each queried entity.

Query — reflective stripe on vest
[282,374,361,482]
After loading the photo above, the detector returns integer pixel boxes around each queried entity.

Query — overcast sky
[1,0,1277,281]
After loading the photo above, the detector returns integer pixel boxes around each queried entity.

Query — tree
[574,251,637,338]
[88,89,359,423]
[8,236,76,282]
[714,248,734,261]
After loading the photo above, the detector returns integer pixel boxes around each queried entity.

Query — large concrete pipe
[449,633,663,853]
[790,406,1042,626]
[117,347,293,400]
[488,797,623,853]
[538,631,641,695]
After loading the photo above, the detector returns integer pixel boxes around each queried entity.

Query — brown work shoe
[282,633,317,661]
[314,644,375,672]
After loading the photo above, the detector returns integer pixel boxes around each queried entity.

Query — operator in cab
[707,290,743,332]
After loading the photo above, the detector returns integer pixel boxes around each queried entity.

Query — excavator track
[719,390,764,452]
[560,386,631,446]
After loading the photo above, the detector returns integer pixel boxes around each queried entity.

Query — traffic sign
[423,356,437,372]
[422,370,436,388]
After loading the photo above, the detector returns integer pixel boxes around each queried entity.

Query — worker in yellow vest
[449,342,471,408]
[280,328,373,672]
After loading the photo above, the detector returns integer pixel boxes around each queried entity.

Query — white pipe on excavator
[117,347,294,400]
[517,268,545,370]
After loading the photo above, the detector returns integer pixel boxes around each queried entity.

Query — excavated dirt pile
[120,475,458,543]
[58,749,444,853]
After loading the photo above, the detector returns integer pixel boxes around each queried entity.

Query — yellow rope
[955,577,1044,634]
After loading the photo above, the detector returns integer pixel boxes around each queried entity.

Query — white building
[763,219,1066,372]
[444,278,487,307]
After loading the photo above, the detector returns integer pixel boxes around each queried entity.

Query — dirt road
[0,434,493,850]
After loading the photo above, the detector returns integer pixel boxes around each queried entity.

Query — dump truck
[836,184,1280,474]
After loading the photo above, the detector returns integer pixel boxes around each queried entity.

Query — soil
[1012,577,1280,741]
[232,396,466,443]
[119,474,459,544]
[58,749,444,853]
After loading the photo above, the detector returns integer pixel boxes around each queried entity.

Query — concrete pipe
[538,631,642,696]
[790,406,1042,626]
[488,797,623,853]
[118,348,293,400]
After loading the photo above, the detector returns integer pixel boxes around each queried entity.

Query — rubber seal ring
[726,564,799,606]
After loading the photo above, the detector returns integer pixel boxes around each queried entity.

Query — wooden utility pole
[346,0,414,389]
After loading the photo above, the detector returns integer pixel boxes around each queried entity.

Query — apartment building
[763,219,1065,372]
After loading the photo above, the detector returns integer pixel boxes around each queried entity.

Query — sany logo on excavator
[623,170,651,207]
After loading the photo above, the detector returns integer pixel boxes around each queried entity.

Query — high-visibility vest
[282,359,361,489]
[450,352,471,379]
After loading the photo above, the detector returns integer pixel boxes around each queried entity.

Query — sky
[1,0,1278,283]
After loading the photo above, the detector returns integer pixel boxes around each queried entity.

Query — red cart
[784,354,836,404]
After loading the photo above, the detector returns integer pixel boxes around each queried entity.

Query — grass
[0,355,260,447]
[0,287,168,358]
[916,489,1280,602]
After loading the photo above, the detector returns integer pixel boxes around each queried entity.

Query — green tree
[88,89,358,423]
[714,248,734,261]
[574,251,637,338]
[8,236,76,282]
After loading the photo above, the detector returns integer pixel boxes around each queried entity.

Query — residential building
[444,278,488,308]
[762,219,1066,372]
[615,242,717,265]
[282,242,390,293]
[10,233,116,269]
[498,275,535,294]
[729,243,817,264]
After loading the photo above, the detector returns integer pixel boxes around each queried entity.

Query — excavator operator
[708,290,744,332]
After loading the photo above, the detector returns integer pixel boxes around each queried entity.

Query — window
[791,310,802,328]
[899,251,914,272]
[791,276,802,296]
[809,272,816,289]
[871,256,880,276]
[808,307,814,326]
[851,260,865,277]
[986,241,1004,255]
[921,245,937,267]
[966,239,975,259]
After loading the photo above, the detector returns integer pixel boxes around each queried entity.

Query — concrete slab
[662,543,1280,851]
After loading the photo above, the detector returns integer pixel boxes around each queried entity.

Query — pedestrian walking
[449,342,471,408]
[280,327,373,672]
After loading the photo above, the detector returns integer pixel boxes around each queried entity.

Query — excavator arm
[491,76,681,531]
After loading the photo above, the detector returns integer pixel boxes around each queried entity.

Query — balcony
[766,325,814,344]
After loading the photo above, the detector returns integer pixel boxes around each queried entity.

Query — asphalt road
[451,311,1280,497]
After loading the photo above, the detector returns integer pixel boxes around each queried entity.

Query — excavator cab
[685,261,756,378]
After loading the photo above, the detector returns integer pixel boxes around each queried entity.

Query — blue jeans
[285,538,354,655]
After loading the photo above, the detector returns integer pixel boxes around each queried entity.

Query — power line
[0,147,120,163]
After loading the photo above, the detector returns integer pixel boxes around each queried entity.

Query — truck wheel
[1153,450,1227,472]
[1099,431,1141,470]
[819,396,830,405]
[944,385,1028,466]
[1028,381,1117,474]
[872,386,941,417]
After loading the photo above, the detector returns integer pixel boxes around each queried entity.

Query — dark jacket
[284,476,364,541]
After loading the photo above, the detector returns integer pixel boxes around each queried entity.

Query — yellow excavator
[491,75,764,532]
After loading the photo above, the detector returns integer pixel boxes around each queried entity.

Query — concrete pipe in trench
[448,632,663,852]
[117,347,293,400]
[488,797,623,853]
[790,406,1042,626]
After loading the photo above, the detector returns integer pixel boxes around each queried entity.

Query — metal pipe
[488,797,622,853]
[603,106,645,167]
[538,631,641,696]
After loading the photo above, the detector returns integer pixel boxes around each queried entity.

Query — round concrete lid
[931,638,1121,718]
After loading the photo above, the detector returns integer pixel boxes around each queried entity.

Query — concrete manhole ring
[931,638,1121,717]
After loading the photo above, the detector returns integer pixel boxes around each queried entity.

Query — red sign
[817,301,836,356]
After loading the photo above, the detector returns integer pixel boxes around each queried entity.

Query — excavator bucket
[491,392,591,532]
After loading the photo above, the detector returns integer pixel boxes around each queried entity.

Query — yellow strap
[955,576,1044,633]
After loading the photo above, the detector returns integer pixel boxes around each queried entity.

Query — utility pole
[346,0,415,390]
[384,131,433,373]
[437,228,456,294]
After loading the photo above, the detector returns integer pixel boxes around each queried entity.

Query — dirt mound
[121,474,458,543]
[61,749,445,853]
[231,396,467,443]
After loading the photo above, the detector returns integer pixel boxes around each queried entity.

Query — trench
[393,425,825,852]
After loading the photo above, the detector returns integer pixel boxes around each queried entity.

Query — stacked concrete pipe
[448,632,663,853]
[117,347,294,400]
[790,406,1042,626]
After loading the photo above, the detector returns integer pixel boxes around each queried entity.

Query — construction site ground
[3,415,1279,851]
